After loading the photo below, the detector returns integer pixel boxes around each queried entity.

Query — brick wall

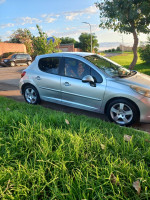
[0,42,27,56]
[59,43,82,52]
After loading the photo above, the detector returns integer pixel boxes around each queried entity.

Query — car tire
[23,85,41,105]
[106,99,139,126]
[10,62,15,67]
[27,61,32,66]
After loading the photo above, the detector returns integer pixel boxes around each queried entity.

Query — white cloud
[16,17,42,25]
[41,5,98,22]
[45,17,56,23]
[0,30,13,41]
[0,23,14,29]
[41,13,59,23]
[65,13,79,21]
[0,0,6,4]
[46,30,56,36]
[41,14,47,18]
[84,5,98,14]
[29,26,36,31]
[65,5,98,21]
[66,27,76,31]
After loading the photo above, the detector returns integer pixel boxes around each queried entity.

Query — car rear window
[38,57,60,75]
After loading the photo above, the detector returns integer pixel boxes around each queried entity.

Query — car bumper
[0,61,8,67]
[137,96,150,123]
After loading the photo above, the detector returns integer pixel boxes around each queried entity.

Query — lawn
[0,96,150,199]
[109,52,150,76]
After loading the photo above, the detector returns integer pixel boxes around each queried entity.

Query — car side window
[38,57,59,75]
[91,68,103,83]
[17,54,22,59]
[64,58,90,80]
[12,55,16,58]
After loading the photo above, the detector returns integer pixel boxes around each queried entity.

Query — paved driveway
[0,65,150,133]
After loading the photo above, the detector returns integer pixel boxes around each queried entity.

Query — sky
[0,0,148,50]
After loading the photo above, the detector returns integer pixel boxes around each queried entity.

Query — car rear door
[33,56,62,104]
[61,57,106,112]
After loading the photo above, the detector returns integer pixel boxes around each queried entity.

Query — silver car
[19,52,150,126]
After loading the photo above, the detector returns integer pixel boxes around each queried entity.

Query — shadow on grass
[124,63,150,76]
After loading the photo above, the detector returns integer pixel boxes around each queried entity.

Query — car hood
[114,72,150,89]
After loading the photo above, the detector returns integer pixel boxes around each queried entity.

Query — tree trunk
[129,30,139,70]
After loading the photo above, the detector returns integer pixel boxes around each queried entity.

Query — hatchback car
[1,53,32,67]
[19,52,150,126]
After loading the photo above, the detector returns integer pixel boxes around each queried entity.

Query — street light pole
[82,22,92,52]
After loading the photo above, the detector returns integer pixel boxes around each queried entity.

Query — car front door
[61,57,106,112]
[33,56,62,104]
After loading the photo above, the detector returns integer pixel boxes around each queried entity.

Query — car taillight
[21,71,26,78]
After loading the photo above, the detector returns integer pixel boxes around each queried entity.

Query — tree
[9,29,33,55]
[32,25,61,56]
[60,37,80,48]
[96,0,150,70]
[78,33,99,52]
[139,36,150,63]
[60,37,76,44]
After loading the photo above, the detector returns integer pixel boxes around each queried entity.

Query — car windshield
[6,54,15,59]
[85,55,132,78]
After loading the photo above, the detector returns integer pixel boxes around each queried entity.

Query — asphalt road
[0,65,149,133]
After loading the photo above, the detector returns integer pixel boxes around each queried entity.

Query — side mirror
[82,75,95,83]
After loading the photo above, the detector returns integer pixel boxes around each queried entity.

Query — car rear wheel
[10,62,15,67]
[27,61,32,66]
[106,99,139,126]
[23,85,40,105]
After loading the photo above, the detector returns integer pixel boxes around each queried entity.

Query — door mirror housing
[82,75,95,83]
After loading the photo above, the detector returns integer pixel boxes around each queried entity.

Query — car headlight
[131,85,150,98]
[4,59,8,62]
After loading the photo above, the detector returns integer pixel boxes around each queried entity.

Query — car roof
[36,52,95,60]
[6,53,30,58]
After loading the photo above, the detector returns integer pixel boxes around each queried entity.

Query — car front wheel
[23,85,40,105]
[27,61,32,66]
[106,99,139,126]
[10,62,15,67]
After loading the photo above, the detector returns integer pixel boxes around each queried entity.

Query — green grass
[0,96,150,199]
[109,52,150,75]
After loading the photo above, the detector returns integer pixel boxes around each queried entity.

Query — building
[59,43,82,52]
[119,45,132,52]
[0,42,27,56]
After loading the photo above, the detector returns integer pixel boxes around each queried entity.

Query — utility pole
[82,22,92,52]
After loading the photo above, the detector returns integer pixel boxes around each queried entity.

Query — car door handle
[64,82,71,86]
[35,76,41,80]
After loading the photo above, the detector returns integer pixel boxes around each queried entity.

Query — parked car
[1,53,32,67]
[19,52,150,126]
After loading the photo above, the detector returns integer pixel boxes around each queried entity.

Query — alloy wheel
[110,103,133,125]
[25,88,37,104]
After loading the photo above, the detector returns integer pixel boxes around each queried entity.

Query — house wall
[119,45,132,52]
[59,43,82,52]
[0,42,27,56]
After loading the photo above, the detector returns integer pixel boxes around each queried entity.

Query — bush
[139,45,150,63]
[116,46,121,51]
